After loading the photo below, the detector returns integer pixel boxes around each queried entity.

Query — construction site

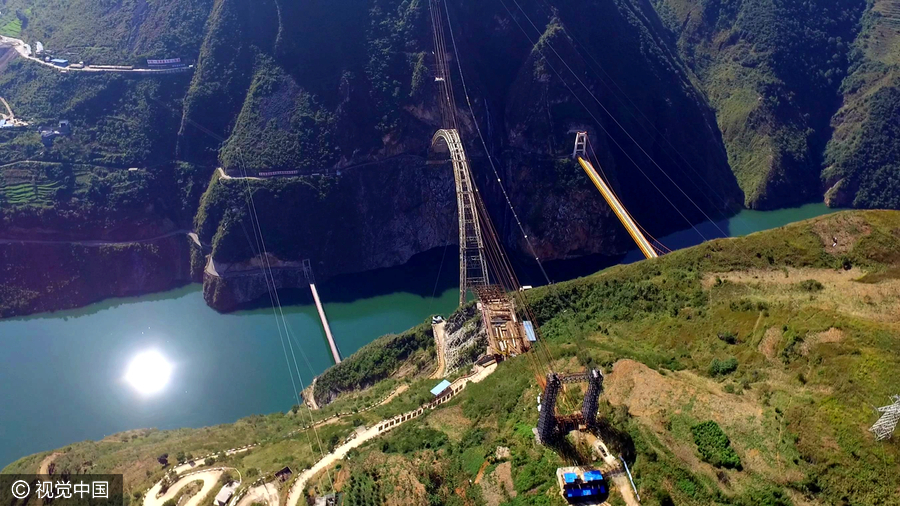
[419,0,674,501]
[0,96,28,129]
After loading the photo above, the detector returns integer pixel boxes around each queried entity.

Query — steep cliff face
[650,0,867,209]
[195,158,456,310]
[3,0,745,314]
[0,236,192,318]
[824,0,900,208]
[185,0,741,308]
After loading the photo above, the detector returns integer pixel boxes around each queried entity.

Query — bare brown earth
[38,452,61,475]
[604,360,805,486]
[759,326,782,361]
[478,461,516,506]
[811,213,872,255]
[800,327,846,355]
[703,267,900,323]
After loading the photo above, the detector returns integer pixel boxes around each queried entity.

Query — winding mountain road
[143,469,225,506]
[0,34,191,74]
[0,230,191,246]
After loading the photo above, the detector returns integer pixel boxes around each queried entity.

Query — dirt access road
[235,482,279,506]
[143,469,227,506]
[285,364,497,506]
[0,34,190,74]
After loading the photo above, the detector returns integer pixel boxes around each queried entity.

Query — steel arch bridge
[432,128,489,305]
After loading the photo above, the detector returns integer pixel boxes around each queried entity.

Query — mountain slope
[7,210,900,506]
[651,0,866,209]
[824,0,900,209]
[187,0,742,279]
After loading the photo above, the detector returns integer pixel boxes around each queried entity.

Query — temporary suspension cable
[496,0,708,241]
[442,0,554,287]
[505,0,726,239]
[234,150,335,491]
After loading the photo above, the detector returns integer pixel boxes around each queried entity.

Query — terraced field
[0,162,72,207]
[2,180,61,205]
[0,7,29,37]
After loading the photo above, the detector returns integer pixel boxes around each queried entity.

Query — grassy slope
[652,0,865,209]
[325,209,900,505]
[0,0,213,63]
[824,0,900,209]
[7,210,900,506]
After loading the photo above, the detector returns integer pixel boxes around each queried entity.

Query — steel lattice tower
[537,373,561,443]
[870,395,900,441]
[582,369,603,427]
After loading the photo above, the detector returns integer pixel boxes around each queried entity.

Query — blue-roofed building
[556,467,608,504]
[430,379,452,396]
[50,59,69,67]
[523,321,537,342]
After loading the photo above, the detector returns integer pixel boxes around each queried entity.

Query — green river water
[0,203,840,467]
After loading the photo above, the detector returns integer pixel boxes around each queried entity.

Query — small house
[274,466,292,482]
[214,481,239,506]
[430,379,452,397]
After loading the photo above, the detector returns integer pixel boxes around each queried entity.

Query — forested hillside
[181,0,742,275]
[651,0,866,208]
[2,0,900,316]
[824,0,900,209]
[0,0,213,62]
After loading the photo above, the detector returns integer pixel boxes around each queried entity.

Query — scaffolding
[433,129,489,305]
[537,369,605,443]
[474,285,530,357]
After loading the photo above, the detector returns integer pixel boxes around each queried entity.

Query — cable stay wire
[503,0,726,240]
[495,0,708,242]
[440,0,614,414]
[528,0,737,216]
[233,148,336,491]
[435,1,569,407]
[442,0,554,288]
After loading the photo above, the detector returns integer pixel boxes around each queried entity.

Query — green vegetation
[0,61,192,168]
[218,55,339,173]
[691,421,742,469]
[343,470,383,506]
[0,0,212,62]
[822,0,900,209]
[7,211,900,505]
[708,357,739,376]
[652,0,866,208]
[314,323,434,405]
[797,279,825,292]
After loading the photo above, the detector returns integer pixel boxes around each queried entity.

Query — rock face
[189,0,743,310]
[0,236,192,318]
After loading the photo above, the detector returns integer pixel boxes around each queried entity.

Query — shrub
[717,331,738,344]
[798,279,824,292]
[691,421,742,469]
[708,357,739,376]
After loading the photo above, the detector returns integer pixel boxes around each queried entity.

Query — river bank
[0,202,841,468]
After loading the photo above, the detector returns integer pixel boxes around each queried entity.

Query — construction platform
[556,466,608,505]
[474,285,533,357]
